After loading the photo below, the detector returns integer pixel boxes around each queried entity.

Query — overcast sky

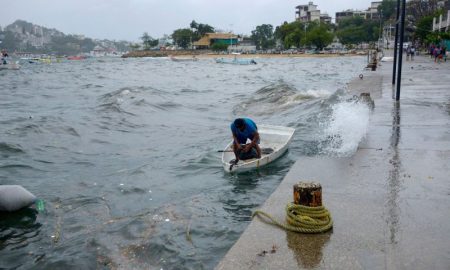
[2,0,373,41]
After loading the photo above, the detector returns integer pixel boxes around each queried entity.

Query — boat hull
[170,56,198,62]
[221,125,295,173]
[215,58,256,65]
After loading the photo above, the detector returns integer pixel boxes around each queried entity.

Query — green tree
[130,43,141,51]
[211,43,228,51]
[304,24,333,50]
[406,0,440,20]
[274,21,305,49]
[338,16,365,29]
[337,27,366,45]
[337,17,379,46]
[251,24,275,50]
[80,38,96,52]
[197,23,214,37]
[172,28,195,49]
[141,32,158,50]
[415,15,434,43]
[378,0,396,22]
[407,1,445,45]
[189,20,215,41]
[0,31,20,51]
[190,20,199,30]
[425,31,450,45]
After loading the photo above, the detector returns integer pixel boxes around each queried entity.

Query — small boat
[170,55,198,62]
[67,55,86,60]
[221,125,295,173]
[215,57,257,65]
[380,56,394,62]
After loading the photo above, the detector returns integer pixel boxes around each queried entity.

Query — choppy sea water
[0,56,369,269]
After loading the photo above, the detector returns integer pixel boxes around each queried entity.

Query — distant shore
[121,50,364,59]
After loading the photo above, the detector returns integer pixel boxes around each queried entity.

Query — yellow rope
[252,202,333,234]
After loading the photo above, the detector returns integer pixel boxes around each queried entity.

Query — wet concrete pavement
[215,53,450,269]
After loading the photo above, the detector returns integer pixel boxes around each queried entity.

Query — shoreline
[121,50,365,59]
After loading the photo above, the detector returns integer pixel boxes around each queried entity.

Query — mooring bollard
[252,181,333,233]
[293,181,322,207]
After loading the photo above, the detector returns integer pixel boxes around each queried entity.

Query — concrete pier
[216,54,450,269]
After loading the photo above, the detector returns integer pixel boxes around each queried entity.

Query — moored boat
[380,56,394,62]
[170,55,198,62]
[221,125,295,173]
[67,55,86,60]
[215,57,257,65]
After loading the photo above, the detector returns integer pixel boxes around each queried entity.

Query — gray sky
[2,0,372,41]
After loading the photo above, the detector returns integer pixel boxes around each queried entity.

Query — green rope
[252,202,333,234]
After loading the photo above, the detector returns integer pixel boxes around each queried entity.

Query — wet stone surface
[216,53,450,269]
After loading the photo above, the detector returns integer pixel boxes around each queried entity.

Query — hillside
[0,20,131,55]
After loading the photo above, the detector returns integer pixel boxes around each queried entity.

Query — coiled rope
[252,202,333,234]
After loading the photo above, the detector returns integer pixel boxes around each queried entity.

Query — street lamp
[229,24,234,53]
[190,28,193,50]
[378,10,383,49]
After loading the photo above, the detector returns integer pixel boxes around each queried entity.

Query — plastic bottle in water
[36,199,45,212]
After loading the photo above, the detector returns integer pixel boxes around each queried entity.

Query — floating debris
[257,250,268,257]
[270,244,278,254]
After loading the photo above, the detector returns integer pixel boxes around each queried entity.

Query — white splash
[303,89,331,98]
[280,89,331,108]
[322,100,371,156]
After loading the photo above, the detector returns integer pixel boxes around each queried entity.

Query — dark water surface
[0,56,368,269]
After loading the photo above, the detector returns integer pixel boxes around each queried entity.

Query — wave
[233,81,330,115]
[98,88,140,114]
[0,142,25,154]
[98,86,180,114]
[0,164,34,169]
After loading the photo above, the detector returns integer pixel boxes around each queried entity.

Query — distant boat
[67,55,86,60]
[170,55,198,62]
[215,57,257,65]
[20,57,39,63]
[380,56,394,62]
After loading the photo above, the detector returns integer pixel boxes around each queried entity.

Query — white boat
[221,125,295,173]
[170,56,198,62]
[215,57,257,65]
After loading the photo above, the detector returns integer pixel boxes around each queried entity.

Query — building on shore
[193,33,238,49]
[230,37,256,53]
[335,1,382,25]
[295,2,331,24]
[432,9,450,32]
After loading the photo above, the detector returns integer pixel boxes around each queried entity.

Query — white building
[368,1,382,20]
[295,2,331,24]
[295,2,321,23]
[335,1,382,25]
[432,9,450,32]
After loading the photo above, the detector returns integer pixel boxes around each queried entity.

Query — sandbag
[0,185,37,212]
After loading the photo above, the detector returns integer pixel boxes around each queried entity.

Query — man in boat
[1,49,8,65]
[230,118,261,164]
